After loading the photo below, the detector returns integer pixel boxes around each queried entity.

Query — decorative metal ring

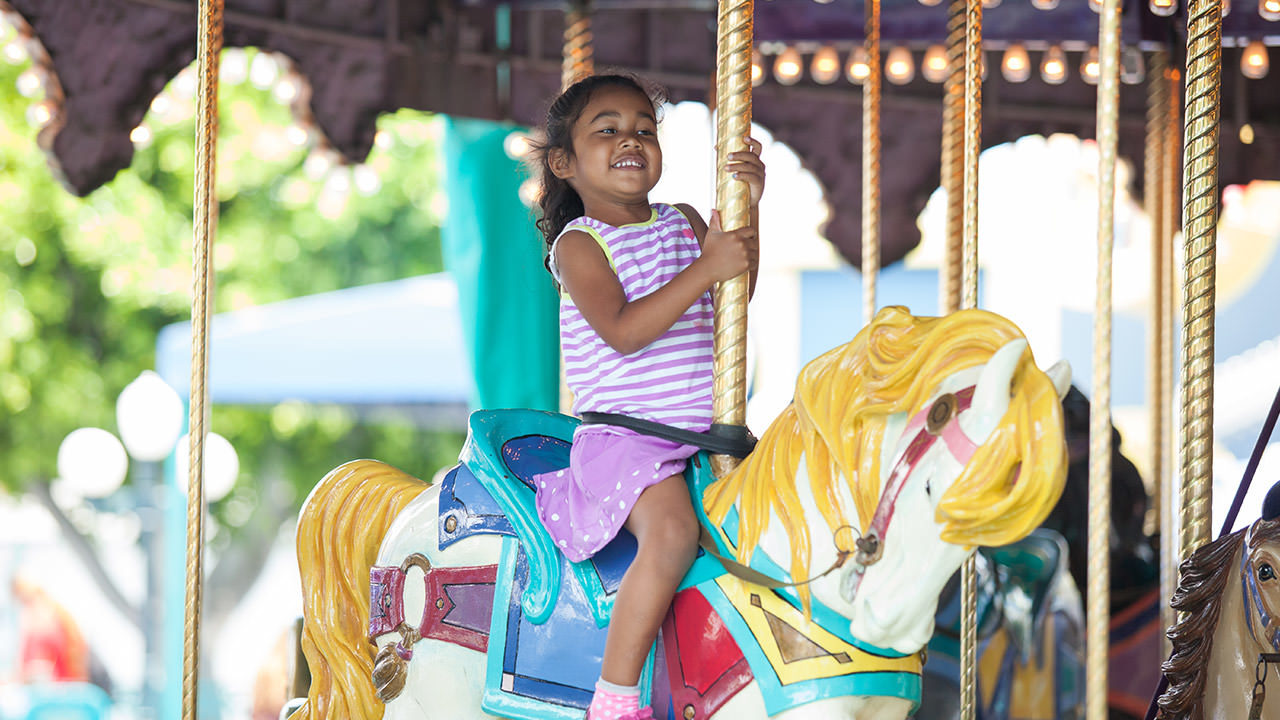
[401,553,432,575]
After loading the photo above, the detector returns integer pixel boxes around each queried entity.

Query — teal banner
[442,116,559,411]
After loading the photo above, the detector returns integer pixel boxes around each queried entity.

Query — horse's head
[1240,517,1280,655]
[703,307,1071,655]
[836,338,1071,651]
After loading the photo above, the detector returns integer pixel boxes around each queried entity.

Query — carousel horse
[1156,482,1280,720]
[289,306,1072,720]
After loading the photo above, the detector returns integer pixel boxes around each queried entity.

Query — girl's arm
[557,223,755,355]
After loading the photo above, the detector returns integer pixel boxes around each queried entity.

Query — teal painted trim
[568,557,611,628]
[695,580,921,715]
[462,409,580,624]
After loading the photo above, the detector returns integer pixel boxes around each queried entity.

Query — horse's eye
[924,480,932,499]
[1260,564,1275,582]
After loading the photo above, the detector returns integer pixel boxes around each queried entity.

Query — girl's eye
[600,128,616,134]
[638,129,655,136]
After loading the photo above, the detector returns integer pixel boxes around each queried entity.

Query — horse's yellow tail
[291,459,431,720]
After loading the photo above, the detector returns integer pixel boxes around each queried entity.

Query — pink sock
[587,678,641,720]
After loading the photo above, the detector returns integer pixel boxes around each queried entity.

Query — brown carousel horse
[1156,481,1280,720]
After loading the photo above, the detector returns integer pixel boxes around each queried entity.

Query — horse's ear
[1263,481,1280,521]
[1045,360,1071,400]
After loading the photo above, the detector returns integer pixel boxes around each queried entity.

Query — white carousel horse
[288,306,1071,720]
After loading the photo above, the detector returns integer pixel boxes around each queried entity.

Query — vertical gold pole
[1179,0,1221,563]
[559,0,593,414]
[562,0,594,89]
[710,0,753,479]
[1159,68,1182,640]
[958,1,982,719]
[861,0,881,328]
[186,0,222,717]
[939,0,965,315]
[1088,2,1121,719]
[1145,51,1169,538]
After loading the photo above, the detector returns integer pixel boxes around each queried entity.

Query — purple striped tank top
[549,204,714,431]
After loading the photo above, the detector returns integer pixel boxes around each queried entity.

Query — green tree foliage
[0,43,465,533]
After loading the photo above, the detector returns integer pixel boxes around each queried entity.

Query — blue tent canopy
[155,273,473,427]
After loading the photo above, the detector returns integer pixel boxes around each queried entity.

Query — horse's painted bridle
[843,386,982,599]
[1241,524,1280,652]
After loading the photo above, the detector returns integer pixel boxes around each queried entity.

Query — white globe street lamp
[175,432,240,503]
[116,370,185,463]
[56,427,128,500]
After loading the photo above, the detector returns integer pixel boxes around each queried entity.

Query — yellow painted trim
[714,574,921,685]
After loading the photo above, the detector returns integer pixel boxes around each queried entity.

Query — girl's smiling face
[551,85,662,211]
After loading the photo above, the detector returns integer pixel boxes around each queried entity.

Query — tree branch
[30,481,144,631]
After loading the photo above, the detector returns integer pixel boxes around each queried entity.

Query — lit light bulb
[1223,0,1232,15]
[1001,44,1031,83]
[919,0,943,6]
[1262,0,1280,20]
[922,44,949,83]
[810,45,841,85]
[886,46,915,85]
[518,177,542,208]
[983,0,1001,7]
[1041,45,1068,84]
[752,49,765,87]
[846,46,871,84]
[25,98,54,127]
[1081,46,1100,84]
[1089,0,1103,12]
[1150,0,1177,16]
[1241,40,1270,79]
[1240,123,1256,144]
[774,46,804,86]
[1032,0,1059,8]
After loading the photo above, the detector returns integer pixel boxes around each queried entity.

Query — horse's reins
[705,386,981,594]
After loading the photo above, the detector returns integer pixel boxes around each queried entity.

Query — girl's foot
[587,678,648,720]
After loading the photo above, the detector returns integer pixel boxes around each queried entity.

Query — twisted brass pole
[1179,0,1222,563]
[185,0,222,717]
[1159,68,1182,636]
[710,0,753,478]
[559,0,594,413]
[1145,51,1169,542]
[861,0,881,327]
[562,0,593,89]
[1087,2,1121,719]
[958,1,982,718]
[939,0,966,315]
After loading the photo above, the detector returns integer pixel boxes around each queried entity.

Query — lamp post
[56,371,238,719]
[115,371,183,720]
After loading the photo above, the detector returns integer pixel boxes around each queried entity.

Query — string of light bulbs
[751,41,1270,86]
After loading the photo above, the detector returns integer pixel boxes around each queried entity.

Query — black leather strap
[579,412,756,458]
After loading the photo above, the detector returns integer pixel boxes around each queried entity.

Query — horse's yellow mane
[702,306,1066,608]
[293,460,430,720]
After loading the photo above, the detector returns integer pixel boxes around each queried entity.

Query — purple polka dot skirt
[533,425,698,562]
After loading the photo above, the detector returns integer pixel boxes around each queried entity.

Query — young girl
[532,74,764,720]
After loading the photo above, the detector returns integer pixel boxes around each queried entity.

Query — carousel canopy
[6,0,1280,265]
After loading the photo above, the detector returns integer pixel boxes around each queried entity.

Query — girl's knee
[639,507,700,559]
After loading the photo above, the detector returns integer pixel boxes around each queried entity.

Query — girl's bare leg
[599,474,700,685]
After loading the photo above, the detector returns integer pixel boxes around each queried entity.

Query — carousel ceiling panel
[7,0,1280,267]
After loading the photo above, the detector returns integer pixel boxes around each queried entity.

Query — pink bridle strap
[855,386,978,569]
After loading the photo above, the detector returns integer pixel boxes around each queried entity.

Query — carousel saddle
[440,409,921,719]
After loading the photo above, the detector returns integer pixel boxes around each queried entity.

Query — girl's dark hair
[533,74,666,262]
